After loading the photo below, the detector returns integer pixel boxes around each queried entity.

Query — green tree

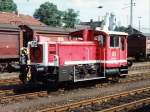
[62,9,79,28]
[0,0,17,12]
[33,2,62,27]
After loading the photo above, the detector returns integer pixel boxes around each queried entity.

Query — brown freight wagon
[128,33,150,60]
[0,24,24,72]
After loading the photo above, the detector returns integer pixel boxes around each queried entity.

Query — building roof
[138,27,150,34]
[143,33,150,37]
[80,21,103,27]
[128,33,150,39]
[0,12,45,26]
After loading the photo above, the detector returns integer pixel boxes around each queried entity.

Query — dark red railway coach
[0,24,23,71]
[128,33,150,60]
[20,29,128,84]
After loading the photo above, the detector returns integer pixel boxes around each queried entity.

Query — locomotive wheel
[127,60,133,67]
[0,64,6,72]
[19,73,28,84]
[112,76,119,83]
[46,79,58,91]
[7,63,13,73]
[108,76,119,83]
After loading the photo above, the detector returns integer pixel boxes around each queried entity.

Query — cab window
[97,35,105,47]
[110,35,119,47]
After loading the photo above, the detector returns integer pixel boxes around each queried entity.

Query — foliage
[34,2,79,28]
[0,0,17,12]
[62,8,79,28]
[34,2,62,27]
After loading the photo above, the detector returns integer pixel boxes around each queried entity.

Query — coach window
[110,35,119,47]
[97,35,105,47]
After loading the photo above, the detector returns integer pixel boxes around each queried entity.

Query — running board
[74,77,106,82]
[120,74,128,76]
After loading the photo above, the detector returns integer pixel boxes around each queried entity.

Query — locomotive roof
[70,29,128,37]
[99,30,128,36]
[20,25,77,34]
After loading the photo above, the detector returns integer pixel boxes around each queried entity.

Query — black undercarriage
[19,63,128,84]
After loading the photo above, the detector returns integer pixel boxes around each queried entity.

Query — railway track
[0,64,149,105]
[129,64,150,71]
[0,91,48,104]
[0,90,14,96]
[95,70,150,87]
[38,86,150,112]
[99,98,150,112]
[0,77,20,85]
[0,70,150,105]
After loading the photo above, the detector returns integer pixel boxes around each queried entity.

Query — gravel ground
[132,61,150,67]
[1,78,150,112]
[129,105,150,112]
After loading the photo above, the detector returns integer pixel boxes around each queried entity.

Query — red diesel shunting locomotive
[20,29,128,84]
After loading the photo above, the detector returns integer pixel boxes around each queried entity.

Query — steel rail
[39,86,150,112]
[100,97,150,112]
[0,90,14,95]
[0,91,48,104]
[0,78,20,85]
[129,65,150,71]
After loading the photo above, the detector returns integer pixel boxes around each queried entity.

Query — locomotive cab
[92,30,128,78]
[20,29,128,84]
[104,31,128,77]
